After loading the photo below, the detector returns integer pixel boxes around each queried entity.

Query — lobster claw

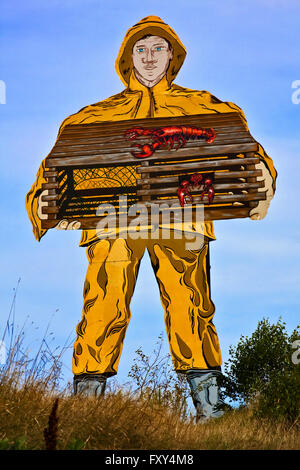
[207,187,215,203]
[200,184,215,204]
[177,186,193,207]
[131,144,154,159]
[206,128,216,144]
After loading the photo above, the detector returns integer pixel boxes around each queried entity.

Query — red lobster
[177,173,214,207]
[125,125,216,158]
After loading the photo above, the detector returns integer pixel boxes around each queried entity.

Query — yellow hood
[115,15,187,86]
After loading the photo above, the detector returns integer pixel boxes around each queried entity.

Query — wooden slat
[41,205,253,229]
[54,128,250,148]
[41,193,69,203]
[42,206,60,214]
[43,167,58,220]
[245,152,260,209]
[43,170,58,177]
[139,160,151,202]
[204,206,251,221]
[42,177,68,193]
[42,182,60,189]
[214,169,262,179]
[46,142,258,168]
[144,191,266,206]
[43,170,66,183]
[50,135,254,155]
[137,156,259,174]
[41,194,60,201]
[136,169,263,186]
[137,181,264,196]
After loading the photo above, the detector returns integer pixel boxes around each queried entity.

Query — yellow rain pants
[72,231,222,376]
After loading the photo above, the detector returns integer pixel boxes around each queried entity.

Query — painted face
[132,35,173,86]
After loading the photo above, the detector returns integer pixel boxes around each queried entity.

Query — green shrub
[254,369,300,423]
[220,317,300,424]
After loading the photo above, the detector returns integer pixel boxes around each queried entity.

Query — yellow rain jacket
[26,15,277,245]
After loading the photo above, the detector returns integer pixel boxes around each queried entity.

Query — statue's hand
[55,220,81,230]
[249,161,274,221]
[37,190,81,229]
[37,189,48,220]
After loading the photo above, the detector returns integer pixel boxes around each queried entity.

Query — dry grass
[0,379,299,450]
[1,285,299,450]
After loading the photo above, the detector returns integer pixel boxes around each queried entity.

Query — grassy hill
[0,377,299,450]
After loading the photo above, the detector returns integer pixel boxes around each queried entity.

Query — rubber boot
[186,369,225,422]
[73,373,107,398]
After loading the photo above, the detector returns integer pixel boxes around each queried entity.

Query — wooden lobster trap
[41,112,266,229]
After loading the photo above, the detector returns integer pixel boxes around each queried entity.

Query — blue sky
[0,0,300,387]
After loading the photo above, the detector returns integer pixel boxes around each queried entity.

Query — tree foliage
[220,317,300,423]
